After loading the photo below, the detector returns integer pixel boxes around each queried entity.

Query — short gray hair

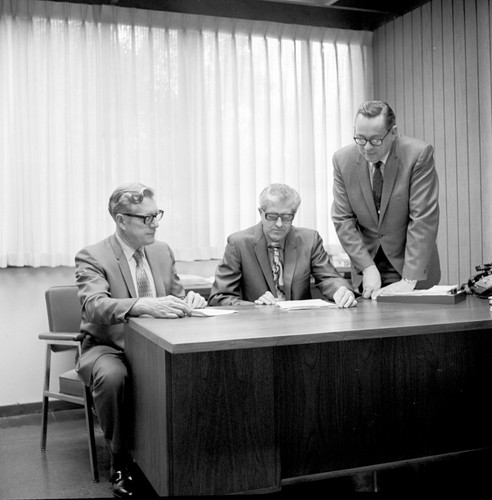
[258,183,301,211]
[108,182,155,220]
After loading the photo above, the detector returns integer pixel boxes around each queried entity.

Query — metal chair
[39,285,99,482]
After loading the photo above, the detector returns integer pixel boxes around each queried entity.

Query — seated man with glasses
[331,100,441,302]
[75,182,207,498]
[208,183,356,308]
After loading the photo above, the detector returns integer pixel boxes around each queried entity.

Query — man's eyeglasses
[263,212,295,222]
[121,210,164,225]
[353,128,392,147]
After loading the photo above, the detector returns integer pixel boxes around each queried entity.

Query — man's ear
[115,213,126,229]
[258,207,263,218]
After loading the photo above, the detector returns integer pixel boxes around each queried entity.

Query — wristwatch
[403,278,417,285]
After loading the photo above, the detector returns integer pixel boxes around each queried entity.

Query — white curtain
[0,0,373,267]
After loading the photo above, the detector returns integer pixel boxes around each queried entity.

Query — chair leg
[373,470,379,492]
[40,395,49,451]
[84,386,99,483]
[41,346,51,451]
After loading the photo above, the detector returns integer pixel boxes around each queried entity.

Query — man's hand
[362,265,381,299]
[372,278,416,299]
[131,296,192,318]
[333,286,357,308]
[254,291,278,305]
[184,290,207,309]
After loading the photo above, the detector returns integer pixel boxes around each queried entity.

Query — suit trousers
[374,246,401,286]
[90,350,133,467]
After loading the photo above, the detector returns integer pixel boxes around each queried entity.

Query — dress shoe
[110,468,134,498]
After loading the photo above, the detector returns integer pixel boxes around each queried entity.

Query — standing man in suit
[208,183,357,308]
[331,100,440,300]
[75,182,207,498]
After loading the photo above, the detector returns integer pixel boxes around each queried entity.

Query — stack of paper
[275,299,337,310]
[191,308,237,317]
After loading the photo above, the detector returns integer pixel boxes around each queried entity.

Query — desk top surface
[126,295,492,354]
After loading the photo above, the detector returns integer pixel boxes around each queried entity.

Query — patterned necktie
[372,161,383,215]
[268,243,285,299]
[133,250,153,298]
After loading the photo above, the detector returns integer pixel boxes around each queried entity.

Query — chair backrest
[45,285,81,333]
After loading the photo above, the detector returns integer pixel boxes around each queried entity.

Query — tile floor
[1,408,491,498]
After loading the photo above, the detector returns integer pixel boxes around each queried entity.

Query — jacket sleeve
[75,247,137,325]
[331,154,374,274]
[402,144,439,280]
[309,231,354,300]
[208,237,254,306]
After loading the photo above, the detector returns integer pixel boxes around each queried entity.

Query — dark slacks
[374,246,401,286]
[90,351,133,467]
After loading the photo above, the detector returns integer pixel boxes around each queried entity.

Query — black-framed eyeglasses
[121,210,164,225]
[353,128,392,147]
[263,212,295,222]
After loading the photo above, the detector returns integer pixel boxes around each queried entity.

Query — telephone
[466,263,492,298]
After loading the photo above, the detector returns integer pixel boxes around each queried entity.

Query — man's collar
[115,232,143,261]
[371,150,390,167]
[263,232,286,250]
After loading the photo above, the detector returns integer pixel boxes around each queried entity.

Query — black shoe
[110,468,134,498]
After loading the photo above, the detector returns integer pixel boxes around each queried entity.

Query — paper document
[378,285,459,296]
[275,299,337,310]
[191,308,237,317]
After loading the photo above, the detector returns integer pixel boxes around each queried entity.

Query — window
[0,0,372,266]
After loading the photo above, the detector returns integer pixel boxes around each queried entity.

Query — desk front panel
[167,348,278,495]
[276,329,492,478]
[126,330,278,496]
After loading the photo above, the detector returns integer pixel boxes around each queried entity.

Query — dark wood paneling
[277,330,492,478]
[276,339,383,476]
[167,348,278,495]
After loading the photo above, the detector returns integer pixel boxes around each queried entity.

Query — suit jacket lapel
[254,223,276,294]
[357,155,379,225]
[145,245,167,296]
[110,235,137,298]
[379,147,399,222]
[283,230,297,301]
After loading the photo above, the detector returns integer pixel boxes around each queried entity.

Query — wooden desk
[124,296,492,496]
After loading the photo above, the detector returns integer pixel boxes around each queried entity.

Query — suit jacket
[208,223,352,306]
[331,135,440,289]
[75,234,184,385]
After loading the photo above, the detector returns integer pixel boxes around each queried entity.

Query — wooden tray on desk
[377,290,467,305]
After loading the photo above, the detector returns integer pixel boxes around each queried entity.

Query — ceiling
[50,0,431,31]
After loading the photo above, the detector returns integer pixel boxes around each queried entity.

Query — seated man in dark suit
[75,182,207,498]
[209,183,357,308]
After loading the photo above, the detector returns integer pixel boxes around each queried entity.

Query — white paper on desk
[275,299,337,310]
[190,308,237,317]
[378,285,459,296]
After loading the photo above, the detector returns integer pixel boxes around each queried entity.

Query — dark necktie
[372,161,383,215]
[268,243,285,299]
[133,250,153,298]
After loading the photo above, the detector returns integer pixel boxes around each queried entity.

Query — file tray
[377,290,467,305]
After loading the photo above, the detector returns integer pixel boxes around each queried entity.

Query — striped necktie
[372,161,383,215]
[133,250,153,298]
[268,243,285,299]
